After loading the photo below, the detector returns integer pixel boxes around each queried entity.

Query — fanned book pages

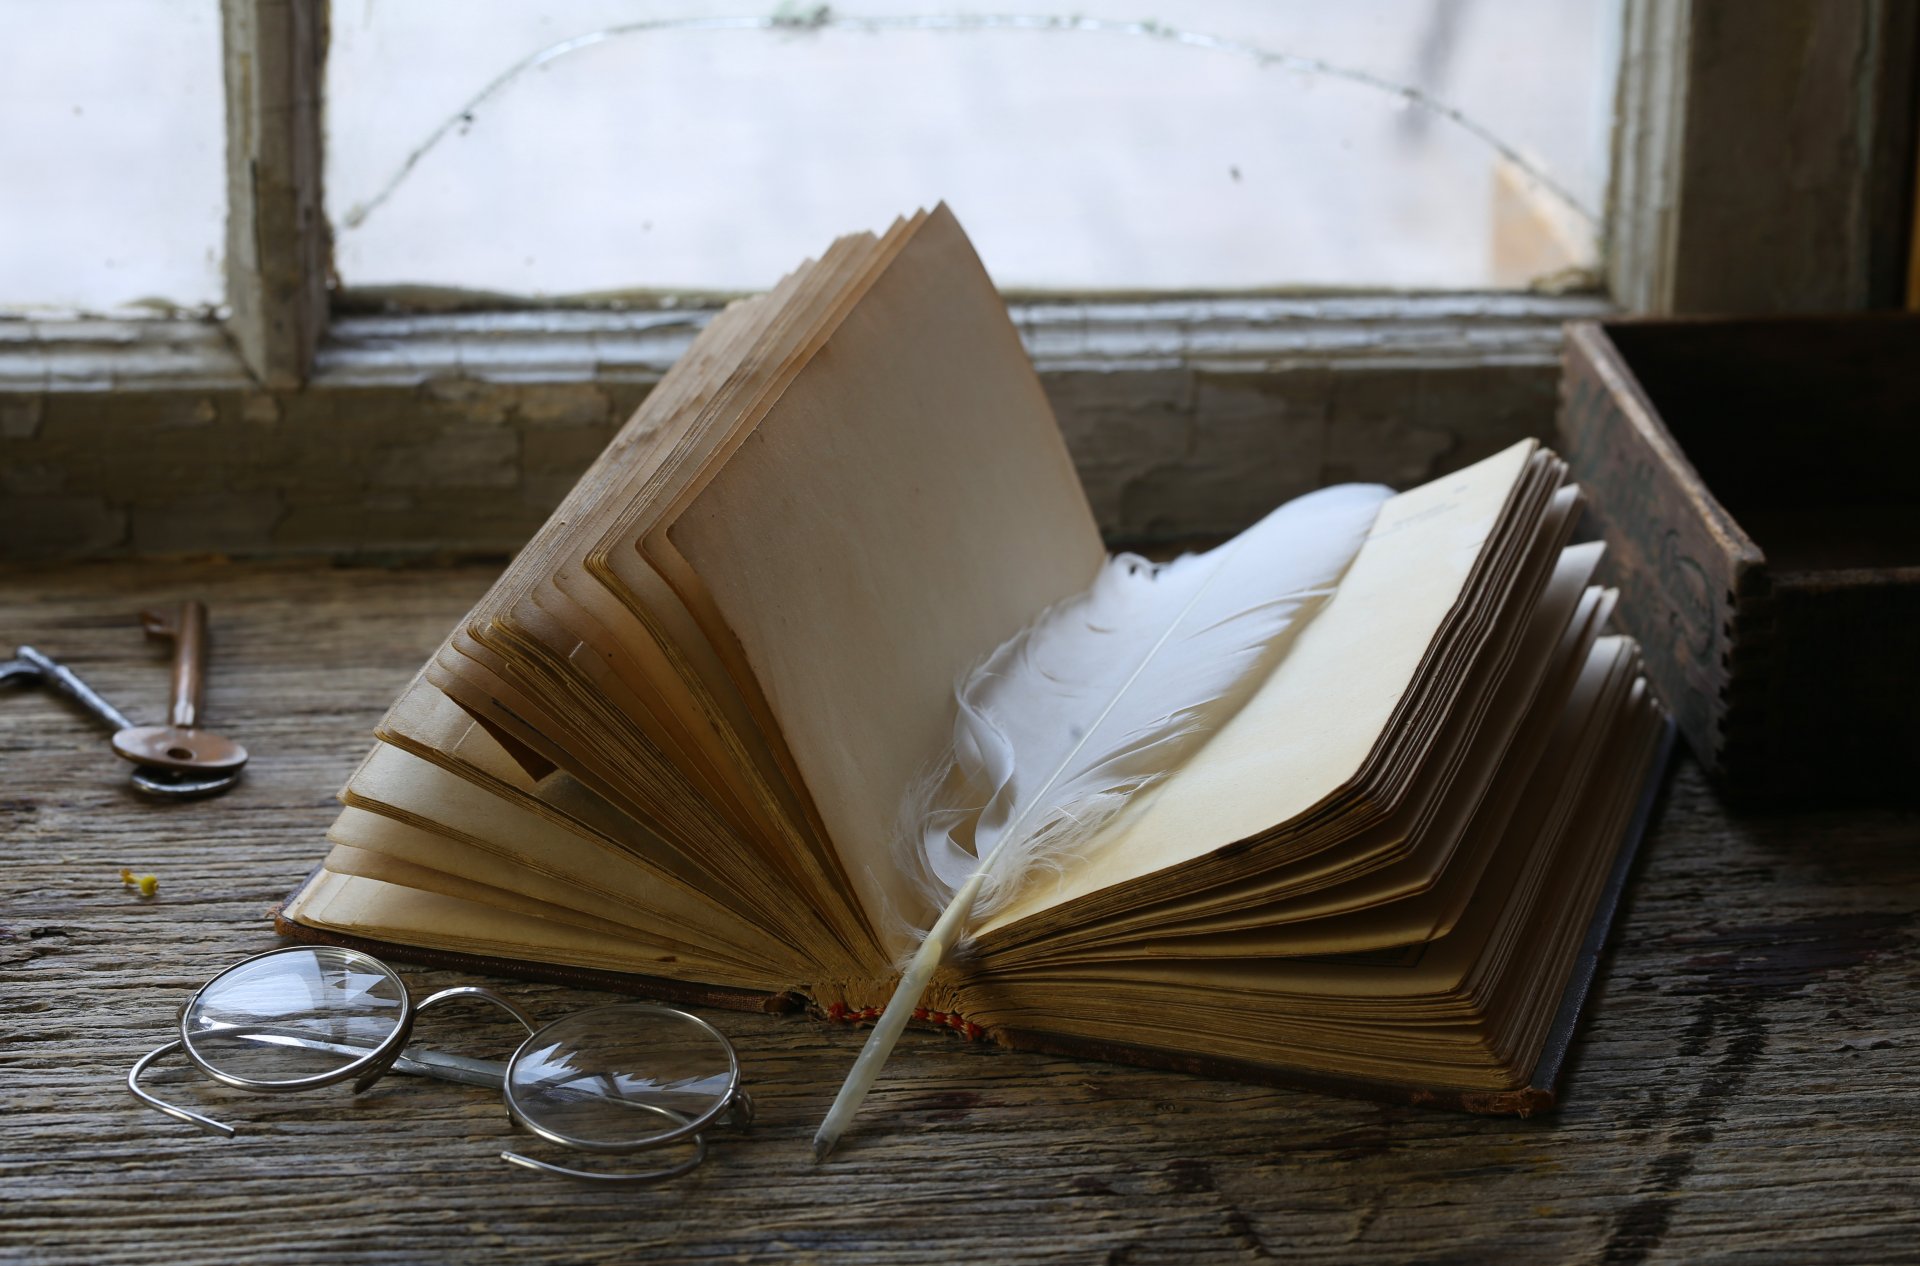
[280,206,1673,1116]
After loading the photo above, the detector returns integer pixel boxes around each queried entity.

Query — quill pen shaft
[812,868,987,1160]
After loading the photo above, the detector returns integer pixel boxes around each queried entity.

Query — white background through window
[328,0,1620,299]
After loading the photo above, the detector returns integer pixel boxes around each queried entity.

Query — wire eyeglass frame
[127,945,753,1184]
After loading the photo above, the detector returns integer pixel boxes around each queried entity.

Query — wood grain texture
[0,296,1599,564]
[2,561,1916,1266]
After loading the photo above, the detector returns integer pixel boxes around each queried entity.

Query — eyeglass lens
[183,946,406,1084]
[506,1004,736,1149]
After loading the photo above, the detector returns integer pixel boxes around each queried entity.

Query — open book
[281,206,1671,1114]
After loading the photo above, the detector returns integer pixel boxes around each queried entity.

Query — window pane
[0,0,226,316]
[327,0,1617,297]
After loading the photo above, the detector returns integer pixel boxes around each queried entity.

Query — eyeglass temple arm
[501,1135,710,1186]
[128,1041,238,1138]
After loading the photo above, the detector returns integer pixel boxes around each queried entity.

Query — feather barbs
[902,480,1393,925]
[815,480,1390,1159]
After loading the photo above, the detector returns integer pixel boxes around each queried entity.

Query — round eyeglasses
[127,945,753,1184]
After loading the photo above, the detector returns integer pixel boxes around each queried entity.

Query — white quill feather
[813,481,1391,1158]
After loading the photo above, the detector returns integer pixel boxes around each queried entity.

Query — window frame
[0,0,1912,558]
[10,0,1910,386]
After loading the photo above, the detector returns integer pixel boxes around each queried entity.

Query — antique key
[11,647,240,798]
[110,601,248,775]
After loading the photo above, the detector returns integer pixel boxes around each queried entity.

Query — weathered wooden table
[4,561,1916,1265]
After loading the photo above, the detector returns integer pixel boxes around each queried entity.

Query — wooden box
[1558,316,1920,801]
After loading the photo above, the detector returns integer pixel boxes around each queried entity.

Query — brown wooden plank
[1,560,1915,1265]
[1559,321,1759,778]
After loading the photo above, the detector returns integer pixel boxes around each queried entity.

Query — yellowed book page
[1018,615,1628,965]
[320,842,668,948]
[287,871,782,987]
[324,806,769,971]
[983,551,1609,971]
[343,740,778,955]
[994,635,1637,1001]
[982,439,1539,935]
[670,210,1104,952]
[381,679,710,861]
[576,225,914,830]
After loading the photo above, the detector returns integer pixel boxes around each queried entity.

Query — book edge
[994,714,1676,1117]
[270,716,1676,1117]
[1521,710,1678,1099]
[271,863,800,1016]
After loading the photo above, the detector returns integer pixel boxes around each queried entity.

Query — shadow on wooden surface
[1,560,1914,1266]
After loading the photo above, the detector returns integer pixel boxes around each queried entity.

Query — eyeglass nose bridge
[349,1019,414,1094]
[344,985,538,1093]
